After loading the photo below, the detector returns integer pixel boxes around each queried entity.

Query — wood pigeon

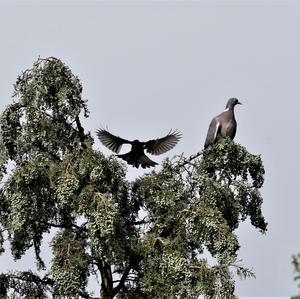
[96,128,182,168]
[204,98,242,149]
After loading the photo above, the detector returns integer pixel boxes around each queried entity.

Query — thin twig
[176,150,204,169]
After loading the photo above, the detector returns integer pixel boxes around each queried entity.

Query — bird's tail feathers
[139,154,158,169]
[117,152,157,168]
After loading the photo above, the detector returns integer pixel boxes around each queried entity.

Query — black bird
[204,98,242,149]
[96,128,182,168]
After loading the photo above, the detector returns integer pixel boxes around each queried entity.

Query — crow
[96,128,182,168]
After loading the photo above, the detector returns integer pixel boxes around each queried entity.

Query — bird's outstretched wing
[145,130,182,156]
[96,128,131,153]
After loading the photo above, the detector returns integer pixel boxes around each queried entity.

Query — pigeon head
[225,98,242,110]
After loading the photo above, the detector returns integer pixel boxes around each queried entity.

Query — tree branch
[176,150,203,169]
[4,272,92,298]
[36,219,87,233]
[75,115,87,150]
[132,215,149,225]
[6,272,54,287]
[112,265,131,296]
[230,261,256,279]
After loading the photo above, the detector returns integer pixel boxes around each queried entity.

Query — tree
[0,57,267,298]
[291,254,300,299]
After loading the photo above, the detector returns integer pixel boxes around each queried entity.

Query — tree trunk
[99,261,113,299]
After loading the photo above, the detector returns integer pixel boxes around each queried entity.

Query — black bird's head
[225,98,242,110]
[132,139,143,148]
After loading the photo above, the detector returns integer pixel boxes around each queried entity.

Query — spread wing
[96,128,131,153]
[145,130,182,156]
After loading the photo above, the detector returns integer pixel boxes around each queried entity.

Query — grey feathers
[204,98,241,149]
[204,118,220,149]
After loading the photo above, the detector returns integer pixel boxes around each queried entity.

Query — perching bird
[96,128,182,168]
[204,98,242,149]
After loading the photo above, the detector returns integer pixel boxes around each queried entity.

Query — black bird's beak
[237,101,242,105]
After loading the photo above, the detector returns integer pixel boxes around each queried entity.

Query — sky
[0,1,299,297]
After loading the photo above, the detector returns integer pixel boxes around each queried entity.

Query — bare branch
[230,260,256,280]
[175,150,204,169]
[112,265,132,296]
[36,219,87,233]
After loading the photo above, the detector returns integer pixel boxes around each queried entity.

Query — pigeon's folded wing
[204,117,220,148]
[145,130,182,156]
[96,129,131,153]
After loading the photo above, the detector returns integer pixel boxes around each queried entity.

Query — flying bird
[204,98,242,149]
[96,128,182,168]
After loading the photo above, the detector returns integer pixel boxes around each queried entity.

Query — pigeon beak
[237,101,242,105]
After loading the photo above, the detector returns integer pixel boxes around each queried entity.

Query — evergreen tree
[0,57,267,298]
[291,254,300,299]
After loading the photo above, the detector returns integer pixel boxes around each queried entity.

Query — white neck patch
[224,107,230,111]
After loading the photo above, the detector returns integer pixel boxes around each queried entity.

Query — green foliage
[51,231,89,297]
[292,253,300,298]
[0,57,267,298]
[0,271,52,298]
[201,139,266,232]
[130,138,266,298]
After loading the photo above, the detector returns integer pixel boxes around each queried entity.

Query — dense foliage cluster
[130,138,266,298]
[0,57,266,298]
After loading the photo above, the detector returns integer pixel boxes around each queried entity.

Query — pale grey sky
[0,1,299,297]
